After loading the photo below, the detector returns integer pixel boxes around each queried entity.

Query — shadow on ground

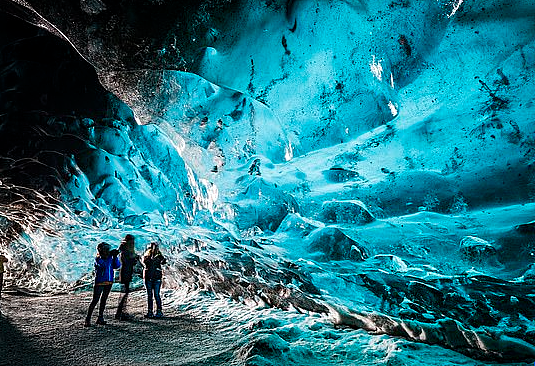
[0,308,68,366]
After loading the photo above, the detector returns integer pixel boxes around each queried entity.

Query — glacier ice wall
[2,1,535,364]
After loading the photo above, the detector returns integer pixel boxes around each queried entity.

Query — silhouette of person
[0,253,8,300]
[115,234,138,321]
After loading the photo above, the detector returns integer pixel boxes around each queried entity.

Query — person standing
[0,253,8,299]
[143,242,167,318]
[115,234,138,321]
[85,242,120,327]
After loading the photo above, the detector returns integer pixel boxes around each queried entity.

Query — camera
[110,249,120,257]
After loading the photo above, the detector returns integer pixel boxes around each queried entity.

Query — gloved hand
[110,249,120,257]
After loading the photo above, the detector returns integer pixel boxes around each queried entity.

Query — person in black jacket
[0,253,8,300]
[115,234,138,321]
[143,242,166,318]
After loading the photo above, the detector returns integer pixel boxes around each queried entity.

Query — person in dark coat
[115,234,138,321]
[85,242,120,327]
[0,253,8,300]
[143,242,167,318]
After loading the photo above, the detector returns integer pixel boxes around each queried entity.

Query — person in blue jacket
[84,242,120,327]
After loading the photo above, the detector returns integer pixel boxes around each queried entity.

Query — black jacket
[143,254,166,281]
[118,249,138,284]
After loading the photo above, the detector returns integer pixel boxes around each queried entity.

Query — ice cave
[0,0,535,365]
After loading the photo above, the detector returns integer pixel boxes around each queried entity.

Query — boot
[96,316,106,325]
[84,317,91,327]
[144,310,154,319]
[155,309,163,318]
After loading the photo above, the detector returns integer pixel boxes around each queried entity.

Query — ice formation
[1,0,535,364]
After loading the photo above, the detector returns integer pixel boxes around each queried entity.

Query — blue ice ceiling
[1,0,535,364]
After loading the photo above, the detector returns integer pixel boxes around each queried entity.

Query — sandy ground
[0,290,238,366]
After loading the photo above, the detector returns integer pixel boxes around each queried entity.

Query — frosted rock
[322,166,359,183]
[370,171,454,216]
[368,254,409,273]
[122,214,150,227]
[306,227,368,262]
[515,220,535,234]
[407,281,443,307]
[238,333,290,359]
[460,236,497,262]
[231,177,299,232]
[519,263,535,282]
[319,200,375,225]
[81,118,95,128]
[93,125,132,156]
[276,213,323,237]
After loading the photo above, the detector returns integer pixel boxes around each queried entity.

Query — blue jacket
[94,255,121,284]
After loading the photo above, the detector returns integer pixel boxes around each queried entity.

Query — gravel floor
[0,291,237,366]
